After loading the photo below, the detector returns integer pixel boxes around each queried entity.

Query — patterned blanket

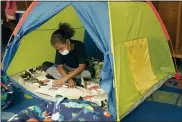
[8,97,113,122]
[34,81,108,111]
[10,65,108,111]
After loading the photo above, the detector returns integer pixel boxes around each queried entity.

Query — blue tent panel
[3,1,71,72]
[72,2,116,118]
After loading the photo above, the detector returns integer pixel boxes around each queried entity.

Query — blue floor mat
[159,85,182,94]
[122,79,182,122]
[3,90,46,114]
[122,101,182,122]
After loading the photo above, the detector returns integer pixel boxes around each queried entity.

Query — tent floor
[10,69,106,103]
[2,79,181,121]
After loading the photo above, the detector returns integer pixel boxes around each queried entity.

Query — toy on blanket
[20,66,50,86]
[20,66,42,81]
[20,70,32,81]
[85,57,104,79]
[93,60,104,79]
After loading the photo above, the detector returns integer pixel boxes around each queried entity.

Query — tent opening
[6,4,109,116]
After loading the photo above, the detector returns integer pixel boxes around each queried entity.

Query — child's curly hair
[51,22,75,46]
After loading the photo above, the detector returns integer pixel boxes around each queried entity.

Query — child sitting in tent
[41,22,91,88]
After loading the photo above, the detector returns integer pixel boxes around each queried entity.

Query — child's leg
[80,70,91,79]
[42,62,63,80]
[41,62,54,71]
[64,64,92,80]
[46,66,63,80]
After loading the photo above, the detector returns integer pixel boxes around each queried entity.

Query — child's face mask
[59,49,69,55]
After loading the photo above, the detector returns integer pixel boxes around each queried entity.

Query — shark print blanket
[8,97,114,121]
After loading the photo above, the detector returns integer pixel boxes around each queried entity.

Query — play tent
[2,1,175,121]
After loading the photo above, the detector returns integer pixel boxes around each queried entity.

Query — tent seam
[107,1,120,121]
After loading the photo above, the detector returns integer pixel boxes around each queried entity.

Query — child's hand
[52,78,67,87]
[68,79,76,88]
[39,79,49,85]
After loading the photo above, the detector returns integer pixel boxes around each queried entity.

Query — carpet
[1,79,181,122]
[122,78,182,122]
